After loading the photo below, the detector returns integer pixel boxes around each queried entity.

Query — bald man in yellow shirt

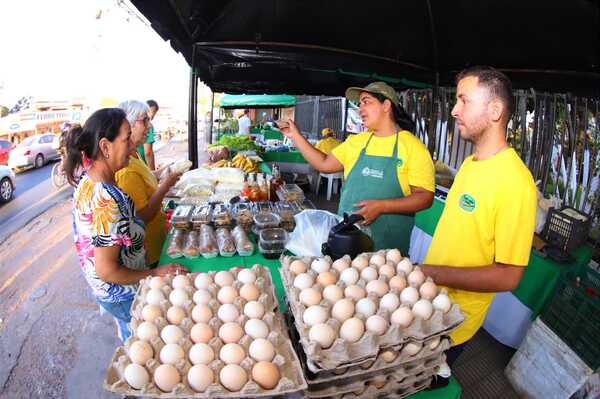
[421,67,536,369]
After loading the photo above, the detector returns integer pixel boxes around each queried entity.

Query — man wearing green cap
[280,82,434,253]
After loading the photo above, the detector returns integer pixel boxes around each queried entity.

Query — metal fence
[294,96,346,140]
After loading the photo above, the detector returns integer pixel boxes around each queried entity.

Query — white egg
[169,288,189,307]
[244,318,270,339]
[243,301,265,319]
[311,258,331,274]
[340,268,359,285]
[332,256,350,273]
[344,285,366,301]
[137,321,159,341]
[161,325,184,345]
[432,289,452,313]
[332,298,355,322]
[302,305,329,326]
[379,293,400,312]
[189,343,214,365]
[217,286,239,304]
[153,364,180,392]
[401,341,422,356]
[370,253,386,267]
[428,336,441,350]
[366,315,388,335]
[193,289,212,305]
[220,343,246,364]
[249,338,276,362]
[397,258,413,275]
[190,323,214,344]
[412,299,433,320]
[400,286,420,306]
[188,364,213,392]
[146,288,166,306]
[378,264,396,280]
[361,266,379,282]
[160,343,185,365]
[141,304,162,322]
[149,276,165,290]
[237,268,257,284]
[192,304,213,323]
[293,273,314,290]
[124,363,150,389]
[172,274,191,290]
[407,266,426,287]
[214,271,235,287]
[355,298,377,317]
[219,364,247,392]
[309,323,337,348]
[340,318,365,342]
[386,248,402,264]
[218,304,240,323]
[419,279,438,301]
[391,306,414,327]
[389,275,407,291]
[289,260,308,275]
[128,340,153,365]
[219,322,245,344]
[299,288,322,307]
[323,285,344,303]
[239,283,260,301]
[380,350,398,363]
[166,306,186,325]
[194,273,213,290]
[366,280,389,298]
[351,255,369,271]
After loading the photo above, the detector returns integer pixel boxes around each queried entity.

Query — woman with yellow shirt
[116,100,181,267]
[281,82,434,253]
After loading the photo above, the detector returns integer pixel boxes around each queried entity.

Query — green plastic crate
[540,265,600,370]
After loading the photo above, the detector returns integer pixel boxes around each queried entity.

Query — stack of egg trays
[280,255,464,371]
[104,267,308,398]
[284,310,449,398]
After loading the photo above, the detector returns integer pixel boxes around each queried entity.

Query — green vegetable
[209,135,262,154]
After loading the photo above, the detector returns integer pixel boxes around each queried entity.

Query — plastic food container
[199,224,219,258]
[190,205,212,228]
[233,202,254,230]
[232,226,254,256]
[259,228,288,251]
[166,228,186,258]
[253,211,281,229]
[276,201,296,232]
[182,230,200,259]
[253,201,274,215]
[276,184,305,202]
[216,227,236,257]
[212,203,232,227]
[170,205,193,229]
[258,241,284,259]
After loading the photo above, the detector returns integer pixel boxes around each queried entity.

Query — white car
[0,165,16,203]
[8,134,60,171]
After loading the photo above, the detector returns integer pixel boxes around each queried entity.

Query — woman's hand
[279,119,301,140]
[152,263,189,277]
[353,200,385,225]
[160,170,182,190]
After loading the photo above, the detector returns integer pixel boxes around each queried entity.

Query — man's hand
[152,263,189,277]
[279,119,301,140]
[353,200,385,225]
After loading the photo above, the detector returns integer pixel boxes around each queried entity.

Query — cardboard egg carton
[131,265,279,317]
[306,362,440,399]
[104,310,307,398]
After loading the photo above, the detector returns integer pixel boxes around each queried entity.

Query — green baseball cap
[345,81,400,107]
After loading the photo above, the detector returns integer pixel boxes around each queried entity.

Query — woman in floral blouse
[65,108,188,341]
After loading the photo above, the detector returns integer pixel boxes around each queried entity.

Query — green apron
[338,133,414,253]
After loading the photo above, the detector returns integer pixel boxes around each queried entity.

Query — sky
[0,0,191,114]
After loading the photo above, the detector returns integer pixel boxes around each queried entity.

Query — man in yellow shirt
[315,128,342,154]
[281,82,434,253]
[421,67,537,367]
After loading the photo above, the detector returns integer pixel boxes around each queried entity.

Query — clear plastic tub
[166,228,186,258]
[276,201,296,232]
[258,241,284,259]
[233,202,254,230]
[276,184,305,202]
[253,201,274,215]
[232,226,254,256]
[199,224,219,258]
[182,230,200,259]
[253,211,281,229]
[190,205,212,228]
[216,227,236,257]
[259,228,288,251]
[212,203,232,227]
[170,205,193,229]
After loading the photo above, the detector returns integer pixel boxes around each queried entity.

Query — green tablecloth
[414,197,593,317]
[262,151,308,164]
[262,129,284,140]
[410,377,461,399]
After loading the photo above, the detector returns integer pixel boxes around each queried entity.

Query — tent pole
[342,98,349,139]
[209,92,215,144]
[188,68,199,168]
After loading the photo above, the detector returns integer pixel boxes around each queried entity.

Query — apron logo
[361,167,384,179]
[459,193,476,212]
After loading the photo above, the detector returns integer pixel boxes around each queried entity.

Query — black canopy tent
[130,0,600,165]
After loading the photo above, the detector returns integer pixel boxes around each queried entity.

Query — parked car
[0,139,14,165]
[8,134,60,171]
[0,165,16,203]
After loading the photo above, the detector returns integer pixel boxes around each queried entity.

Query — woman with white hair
[115,100,181,267]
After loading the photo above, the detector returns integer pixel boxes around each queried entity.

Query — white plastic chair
[316,172,344,200]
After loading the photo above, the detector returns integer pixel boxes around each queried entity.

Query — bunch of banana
[208,159,232,168]
[231,154,260,173]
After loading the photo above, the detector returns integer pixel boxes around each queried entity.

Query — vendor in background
[116,100,181,268]
[65,108,187,342]
[315,127,342,154]
[238,109,252,135]
[136,99,159,170]
[420,66,536,367]
[281,82,434,253]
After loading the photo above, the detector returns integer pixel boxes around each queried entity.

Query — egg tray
[131,265,279,318]
[284,310,450,386]
[103,314,307,398]
[305,361,440,399]
[280,256,464,370]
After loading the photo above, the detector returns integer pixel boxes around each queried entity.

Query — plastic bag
[285,209,342,256]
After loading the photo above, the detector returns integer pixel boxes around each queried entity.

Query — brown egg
[190,323,214,344]
[191,304,213,323]
[219,322,245,344]
[166,306,186,325]
[219,364,248,392]
[316,271,337,287]
[239,283,260,301]
[141,304,162,322]
[128,340,153,365]
[289,260,308,275]
[251,361,281,390]
[153,364,180,392]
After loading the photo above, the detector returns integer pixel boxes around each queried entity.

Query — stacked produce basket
[280,251,464,398]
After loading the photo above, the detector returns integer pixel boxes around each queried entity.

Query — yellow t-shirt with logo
[115,155,166,265]
[331,131,435,194]
[424,148,537,345]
